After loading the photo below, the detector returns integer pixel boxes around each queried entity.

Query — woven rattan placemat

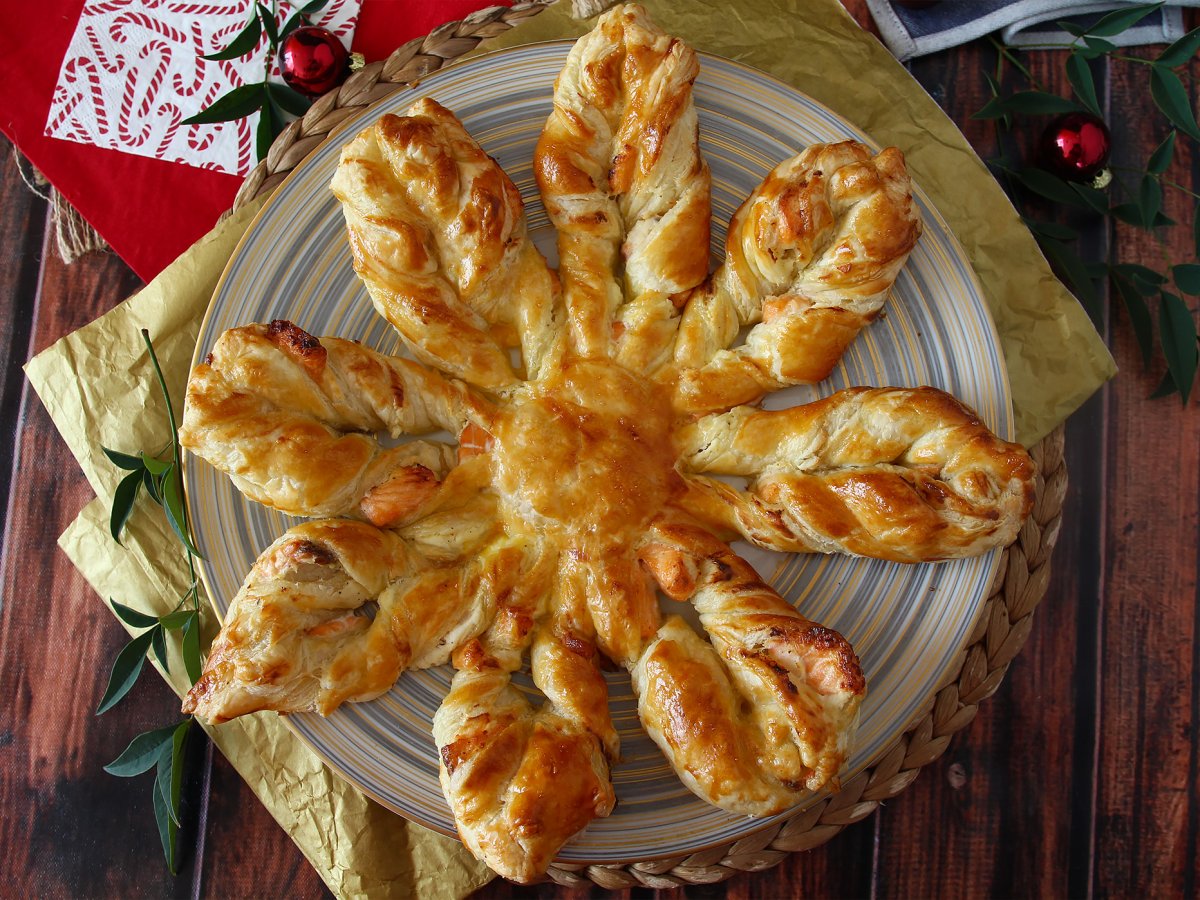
[230,1,1067,887]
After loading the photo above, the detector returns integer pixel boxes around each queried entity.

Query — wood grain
[1,3,1198,897]
[1095,54,1200,898]
[0,137,47,540]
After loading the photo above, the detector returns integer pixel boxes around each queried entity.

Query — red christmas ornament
[1039,111,1111,182]
[279,26,350,98]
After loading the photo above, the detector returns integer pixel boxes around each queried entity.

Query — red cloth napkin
[0,0,503,281]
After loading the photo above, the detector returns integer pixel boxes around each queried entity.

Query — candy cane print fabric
[44,0,361,176]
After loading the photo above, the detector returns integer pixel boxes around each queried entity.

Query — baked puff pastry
[183,3,1036,884]
[432,544,617,884]
[331,98,562,388]
[535,1,710,372]
[182,520,491,722]
[180,320,481,527]
[676,387,1035,562]
[671,141,922,415]
[634,522,864,814]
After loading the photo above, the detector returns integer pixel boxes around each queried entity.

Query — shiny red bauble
[1039,111,1112,182]
[278,26,350,98]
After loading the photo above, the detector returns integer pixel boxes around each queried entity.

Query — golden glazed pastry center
[178,3,1037,885]
[489,358,682,544]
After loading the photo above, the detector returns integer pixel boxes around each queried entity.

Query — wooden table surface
[2,3,1197,897]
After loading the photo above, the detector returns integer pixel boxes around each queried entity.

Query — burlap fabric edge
[225,0,1068,888]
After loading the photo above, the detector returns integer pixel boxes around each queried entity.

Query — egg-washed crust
[669,141,923,415]
[182,2,1035,885]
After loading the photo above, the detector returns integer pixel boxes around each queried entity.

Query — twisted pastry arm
[670,141,922,415]
[181,321,486,526]
[535,2,710,371]
[632,522,864,815]
[182,520,490,723]
[332,98,562,388]
[433,542,616,883]
[677,387,1035,561]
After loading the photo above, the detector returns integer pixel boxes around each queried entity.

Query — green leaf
[160,609,193,630]
[1112,262,1168,294]
[182,612,203,685]
[151,720,189,873]
[104,724,178,777]
[1056,19,1088,37]
[1147,131,1176,174]
[155,747,177,826]
[1110,202,1145,227]
[1070,182,1109,215]
[257,3,279,45]
[281,0,330,38]
[1088,3,1163,37]
[267,82,311,117]
[1066,55,1101,116]
[1156,25,1200,67]
[140,453,172,476]
[1139,175,1163,228]
[151,624,169,673]
[1150,368,1178,398]
[1084,35,1118,54]
[1038,235,1099,310]
[1194,203,1200,258]
[181,83,264,126]
[1018,167,1091,207]
[161,469,203,559]
[1154,211,1177,228]
[1025,218,1079,241]
[1173,264,1200,295]
[972,96,1010,120]
[102,447,144,471]
[201,14,261,61]
[111,600,158,629]
[152,768,178,874]
[142,468,163,506]
[1000,91,1082,115]
[256,87,279,162]
[1159,291,1199,403]
[169,722,188,813]
[96,630,155,714]
[1112,274,1155,367]
[1150,66,1200,142]
[109,469,142,544]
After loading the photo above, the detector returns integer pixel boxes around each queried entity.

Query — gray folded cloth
[866,0,1198,61]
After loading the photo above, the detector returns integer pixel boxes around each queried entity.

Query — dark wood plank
[0,220,197,896]
[868,37,1116,900]
[0,139,49,538]
[0,159,331,900]
[1094,52,1200,898]
[3,3,1197,897]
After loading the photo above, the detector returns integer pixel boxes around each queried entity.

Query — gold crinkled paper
[25,0,1113,896]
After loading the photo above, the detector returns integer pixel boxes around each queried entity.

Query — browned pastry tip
[332,98,562,387]
[677,386,1035,561]
[433,546,616,884]
[535,2,710,370]
[631,521,864,814]
[180,322,479,521]
[671,141,923,414]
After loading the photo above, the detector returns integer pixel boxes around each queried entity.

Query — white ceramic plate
[188,42,1011,863]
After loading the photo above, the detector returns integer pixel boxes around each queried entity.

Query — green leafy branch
[181,0,330,161]
[97,330,207,873]
[973,2,1200,401]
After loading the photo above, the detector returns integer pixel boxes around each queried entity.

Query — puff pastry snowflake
[180,5,1034,883]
